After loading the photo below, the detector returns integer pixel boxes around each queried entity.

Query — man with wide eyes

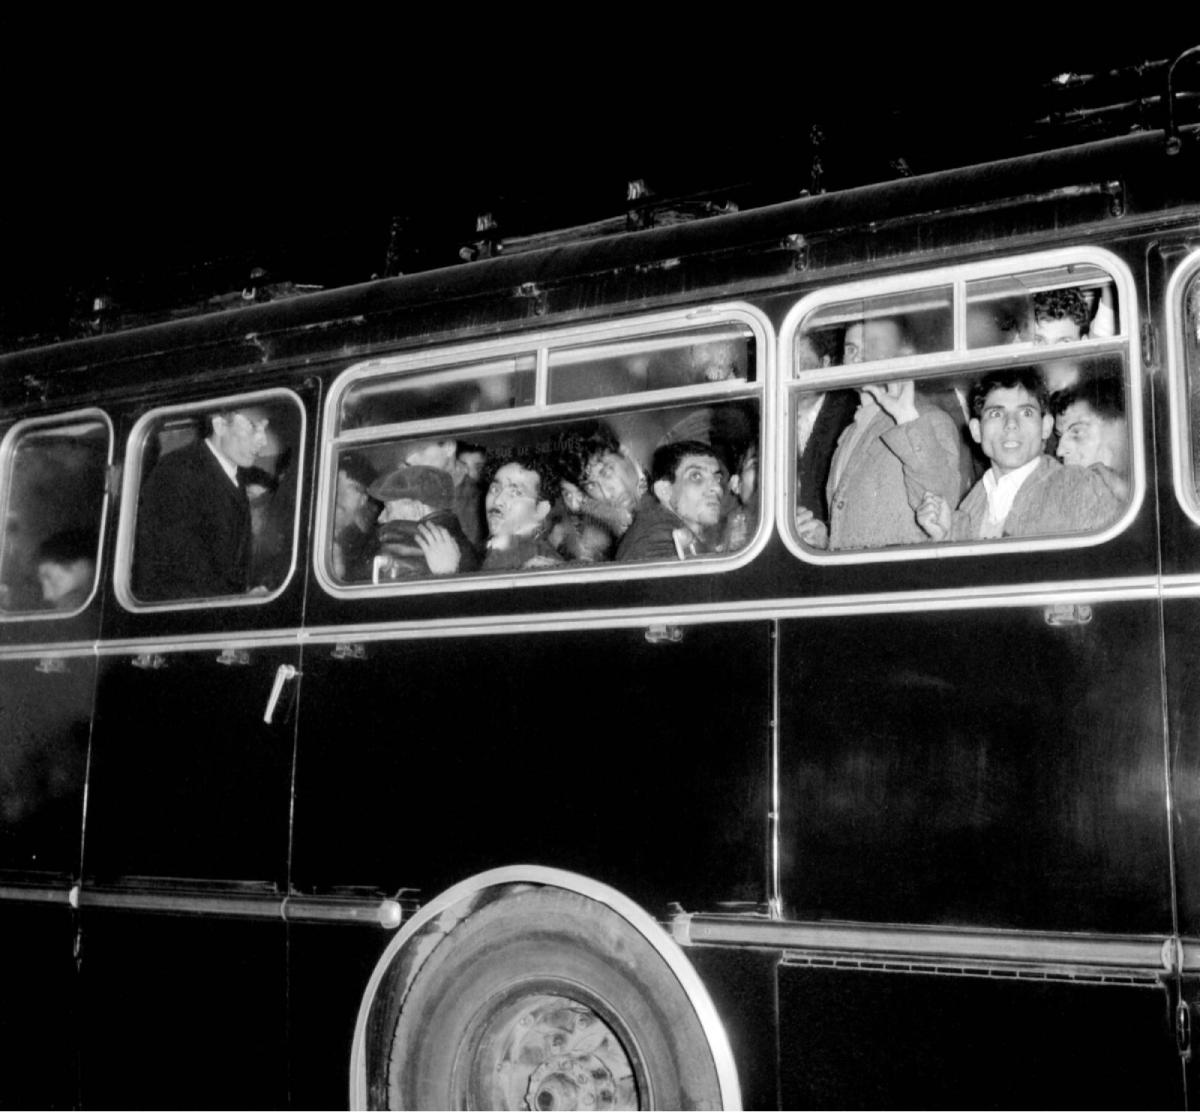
[916,368,1123,541]
[481,453,564,572]
[616,439,728,563]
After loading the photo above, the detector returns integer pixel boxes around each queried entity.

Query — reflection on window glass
[966,265,1119,349]
[791,353,1129,552]
[340,356,537,431]
[326,397,761,584]
[548,325,754,404]
[1186,273,1200,497]
[798,288,953,369]
[0,418,108,615]
[131,397,301,602]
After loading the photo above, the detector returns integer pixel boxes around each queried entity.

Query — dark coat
[797,389,858,521]
[616,495,689,563]
[134,440,253,600]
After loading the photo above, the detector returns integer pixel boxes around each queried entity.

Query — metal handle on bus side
[263,664,298,725]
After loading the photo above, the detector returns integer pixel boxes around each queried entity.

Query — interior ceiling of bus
[1,36,1197,356]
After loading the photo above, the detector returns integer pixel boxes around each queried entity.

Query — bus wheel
[385,886,724,1110]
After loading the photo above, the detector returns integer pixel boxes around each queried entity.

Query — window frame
[113,388,308,612]
[316,303,774,599]
[1166,247,1200,526]
[777,246,1143,565]
[0,407,114,623]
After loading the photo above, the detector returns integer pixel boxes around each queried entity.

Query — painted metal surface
[0,130,1197,1107]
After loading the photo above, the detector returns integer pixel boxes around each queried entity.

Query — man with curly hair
[1033,288,1092,346]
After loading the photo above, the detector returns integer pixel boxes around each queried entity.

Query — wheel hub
[481,994,637,1110]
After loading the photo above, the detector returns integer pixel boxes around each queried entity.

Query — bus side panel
[77,647,298,1109]
[778,602,1171,933]
[1162,596,1200,1097]
[84,648,296,884]
[0,655,92,1108]
[0,904,79,1109]
[0,655,91,875]
[78,911,287,1109]
[290,622,772,915]
[288,923,397,1111]
[685,945,782,1112]
[288,622,772,1101]
[1166,597,1200,935]
[777,965,1182,1108]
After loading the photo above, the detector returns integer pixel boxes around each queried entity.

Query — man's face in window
[1055,400,1127,472]
[335,470,368,531]
[843,318,910,365]
[1034,317,1083,346]
[660,454,726,534]
[213,410,269,469]
[970,386,1053,476]
[403,439,456,472]
[582,450,644,514]
[486,463,549,540]
[37,558,92,608]
[379,498,432,525]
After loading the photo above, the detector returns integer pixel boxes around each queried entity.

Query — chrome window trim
[0,570,1167,663]
[315,303,774,600]
[113,388,307,613]
[0,407,113,623]
[776,246,1143,566]
[1165,247,1200,525]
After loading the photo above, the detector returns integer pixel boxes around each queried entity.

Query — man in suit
[134,406,270,600]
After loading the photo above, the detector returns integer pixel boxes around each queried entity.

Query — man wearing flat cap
[368,465,479,581]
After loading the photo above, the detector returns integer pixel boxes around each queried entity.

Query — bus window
[323,311,766,590]
[0,414,110,617]
[547,324,754,403]
[798,287,954,367]
[786,254,1133,556]
[327,399,760,585]
[1184,271,1200,496]
[126,393,303,605]
[340,355,537,430]
[966,264,1119,349]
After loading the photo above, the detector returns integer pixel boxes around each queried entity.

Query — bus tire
[385,886,724,1110]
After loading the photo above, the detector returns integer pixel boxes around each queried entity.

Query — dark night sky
[3,31,1197,350]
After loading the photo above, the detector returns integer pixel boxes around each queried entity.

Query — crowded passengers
[333,412,759,582]
[324,284,1128,583]
[0,283,1138,611]
[796,286,1128,548]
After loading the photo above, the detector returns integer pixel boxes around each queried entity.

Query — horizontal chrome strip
[0,575,1165,661]
[0,883,72,906]
[0,882,401,929]
[77,886,283,919]
[672,913,1175,974]
[1160,573,1200,598]
[283,895,403,929]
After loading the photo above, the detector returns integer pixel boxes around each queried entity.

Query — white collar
[204,438,240,486]
[981,455,1042,525]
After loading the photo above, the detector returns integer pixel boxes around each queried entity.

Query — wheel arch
[348,865,743,1110]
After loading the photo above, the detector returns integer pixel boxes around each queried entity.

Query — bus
[3,119,1200,1110]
